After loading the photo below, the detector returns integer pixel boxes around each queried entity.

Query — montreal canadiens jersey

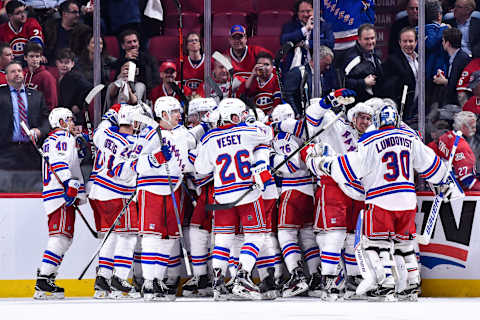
[456,58,480,94]
[195,122,273,205]
[0,19,44,57]
[180,55,213,91]
[330,126,448,211]
[88,125,142,201]
[429,130,480,190]
[227,45,273,79]
[42,129,86,215]
[244,73,281,114]
[134,124,195,196]
[272,131,314,197]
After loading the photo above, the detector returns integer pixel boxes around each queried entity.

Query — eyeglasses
[66,10,80,15]
[187,39,200,43]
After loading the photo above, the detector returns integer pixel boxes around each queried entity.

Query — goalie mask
[154,96,182,125]
[218,98,247,125]
[271,103,295,122]
[375,105,399,128]
[49,107,73,129]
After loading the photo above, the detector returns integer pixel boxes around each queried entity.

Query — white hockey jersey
[134,124,195,195]
[42,129,86,215]
[88,125,141,201]
[271,131,314,197]
[195,122,273,205]
[329,127,448,211]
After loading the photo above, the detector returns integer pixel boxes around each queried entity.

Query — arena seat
[212,11,249,36]
[212,0,255,14]
[212,36,231,53]
[248,35,281,56]
[104,36,120,59]
[148,35,179,63]
[255,0,297,12]
[163,11,202,36]
[256,10,294,36]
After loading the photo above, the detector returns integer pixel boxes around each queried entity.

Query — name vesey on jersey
[217,135,241,148]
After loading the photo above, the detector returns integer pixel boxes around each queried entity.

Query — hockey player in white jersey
[88,104,146,299]
[133,96,195,301]
[194,98,274,300]
[307,105,457,300]
[34,108,86,299]
[268,103,319,298]
[302,89,372,300]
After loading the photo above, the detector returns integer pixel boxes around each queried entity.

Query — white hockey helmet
[271,103,295,122]
[364,97,384,113]
[118,104,144,126]
[154,96,182,121]
[374,104,399,128]
[49,107,73,129]
[218,98,246,124]
[202,106,220,126]
[247,108,267,123]
[347,102,373,123]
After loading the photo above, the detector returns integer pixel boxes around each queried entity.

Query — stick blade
[212,51,233,71]
[85,84,105,105]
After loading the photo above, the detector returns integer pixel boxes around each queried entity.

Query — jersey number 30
[382,150,410,181]
[216,150,251,184]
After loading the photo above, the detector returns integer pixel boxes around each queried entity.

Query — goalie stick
[20,121,98,239]
[417,130,463,245]
[205,111,345,211]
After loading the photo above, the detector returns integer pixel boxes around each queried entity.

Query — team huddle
[31,88,461,302]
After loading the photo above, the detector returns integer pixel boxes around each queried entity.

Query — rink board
[1,192,480,297]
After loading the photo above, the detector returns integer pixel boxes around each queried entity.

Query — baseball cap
[230,25,246,36]
[160,61,177,72]
[469,70,480,89]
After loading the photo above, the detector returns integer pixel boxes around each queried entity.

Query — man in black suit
[381,27,418,124]
[444,0,480,56]
[0,61,49,170]
[388,0,419,55]
[433,28,471,106]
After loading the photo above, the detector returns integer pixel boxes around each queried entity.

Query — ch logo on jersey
[187,79,202,90]
[255,93,273,107]
[10,37,28,56]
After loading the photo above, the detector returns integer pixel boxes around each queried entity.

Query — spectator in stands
[462,70,480,112]
[283,45,338,115]
[0,42,14,84]
[43,0,87,65]
[0,60,49,170]
[106,60,143,106]
[321,0,375,70]
[243,52,281,115]
[388,0,419,55]
[425,0,449,108]
[433,28,471,105]
[76,33,114,85]
[23,42,58,109]
[429,111,480,190]
[382,27,418,124]
[456,43,480,105]
[149,61,192,106]
[56,48,92,126]
[280,0,334,72]
[444,0,480,56]
[180,32,208,94]
[226,24,273,79]
[343,23,383,102]
[0,0,44,58]
[112,29,160,96]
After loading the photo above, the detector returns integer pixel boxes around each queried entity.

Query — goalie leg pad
[395,240,420,288]
[344,233,360,276]
[39,235,72,276]
[316,229,346,276]
[299,227,321,275]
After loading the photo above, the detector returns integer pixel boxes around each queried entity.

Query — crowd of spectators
[1,0,480,191]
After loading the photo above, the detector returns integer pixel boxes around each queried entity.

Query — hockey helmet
[218,98,247,124]
[271,103,295,122]
[118,104,144,126]
[347,102,373,123]
[154,96,182,122]
[375,104,399,128]
[247,108,267,124]
[49,107,73,129]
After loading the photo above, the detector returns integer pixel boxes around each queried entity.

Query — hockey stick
[205,75,223,99]
[399,85,408,123]
[173,0,184,96]
[84,84,105,158]
[78,187,137,279]
[20,121,98,239]
[417,131,463,245]
[170,81,189,124]
[155,125,193,276]
[205,111,344,211]
[273,41,294,102]
[212,51,235,98]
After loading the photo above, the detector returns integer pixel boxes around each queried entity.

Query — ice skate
[307,268,323,298]
[93,275,111,299]
[110,275,140,299]
[33,271,65,300]
[282,266,309,298]
[258,267,279,300]
[212,268,229,301]
[232,268,262,300]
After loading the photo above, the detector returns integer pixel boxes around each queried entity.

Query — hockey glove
[300,143,330,163]
[63,179,80,207]
[319,88,356,110]
[149,145,172,167]
[314,156,334,176]
[252,161,273,192]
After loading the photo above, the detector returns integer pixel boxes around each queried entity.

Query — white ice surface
[1,297,479,320]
